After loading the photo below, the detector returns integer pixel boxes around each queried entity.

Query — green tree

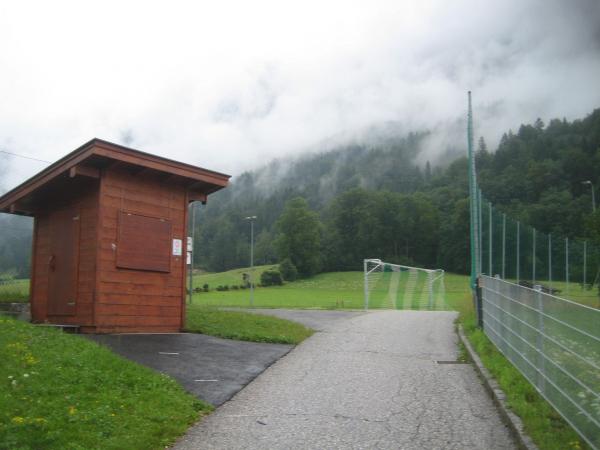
[279,258,298,281]
[260,269,283,286]
[254,229,277,265]
[275,197,322,277]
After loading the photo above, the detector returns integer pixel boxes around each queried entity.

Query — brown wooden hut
[0,138,230,333]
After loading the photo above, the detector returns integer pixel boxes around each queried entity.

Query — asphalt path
[86,333,292,406]
[236,308,367,331]
[174,310,516,450]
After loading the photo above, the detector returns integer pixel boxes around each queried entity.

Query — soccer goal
[363,259,446,310]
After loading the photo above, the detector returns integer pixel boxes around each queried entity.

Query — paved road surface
[87,333,292,406]
[174,310,516,449]
[238,308,366,331]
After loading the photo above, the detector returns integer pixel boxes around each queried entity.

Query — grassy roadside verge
[185,306,314,344]
[460,305,588,450]
[0,317,211,450]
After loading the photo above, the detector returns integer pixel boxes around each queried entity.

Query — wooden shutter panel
[116,211,171,272]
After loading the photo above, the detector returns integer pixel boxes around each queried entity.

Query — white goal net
[363,259,446,310]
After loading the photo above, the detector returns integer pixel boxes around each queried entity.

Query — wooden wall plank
[96,166,187,331]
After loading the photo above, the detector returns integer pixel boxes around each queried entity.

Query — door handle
[49,254,56,271]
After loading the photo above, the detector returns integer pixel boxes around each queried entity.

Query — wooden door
[47,208,80,316]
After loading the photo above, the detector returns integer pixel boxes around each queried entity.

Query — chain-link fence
[480,275,600,449]
[467,94,600,448]
[478,193,600,308]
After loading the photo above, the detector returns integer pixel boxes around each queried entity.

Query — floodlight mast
[245,216,257,307]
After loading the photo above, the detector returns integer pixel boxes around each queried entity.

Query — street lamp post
[188,202,196,305]
[245,216,257,307]
[582,180,596,212]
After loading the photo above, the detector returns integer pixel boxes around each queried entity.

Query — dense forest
[192,108,600,276]
[0,108,599,279]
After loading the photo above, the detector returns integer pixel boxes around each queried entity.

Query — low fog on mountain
[1,0,599,189]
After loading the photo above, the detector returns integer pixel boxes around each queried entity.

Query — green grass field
[186,306,313,344]
[0,316,211,450]
[502,278,600,308]
[193,270,366,309]
[192,270,472,311]
[192,265,278,290]
[0,279,29,303]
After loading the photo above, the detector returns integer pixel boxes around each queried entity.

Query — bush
[203,283,209,292]
[260,269,283,286]
[279,258,298,282]
[241,273,250,288]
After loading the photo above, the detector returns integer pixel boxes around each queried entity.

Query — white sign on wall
[172,239,182,256]
[187,237,193,252]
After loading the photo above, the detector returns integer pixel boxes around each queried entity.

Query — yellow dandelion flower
[68,406,77,415]
[11,416,25,424]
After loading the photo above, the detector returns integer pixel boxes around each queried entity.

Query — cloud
[0,0,599,188]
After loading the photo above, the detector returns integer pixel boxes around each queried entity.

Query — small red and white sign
[172,239,182,256]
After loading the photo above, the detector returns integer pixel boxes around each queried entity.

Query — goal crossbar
[364,258,444,275]
[363,259,446,310]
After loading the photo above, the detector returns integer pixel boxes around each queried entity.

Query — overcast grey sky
[1,0,599,189]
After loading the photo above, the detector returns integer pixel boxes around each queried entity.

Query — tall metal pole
[548,234,552,289]
[565,237,569,292]
[364,259,369,310]
[250,219,255,307]
[245,216,257,307]
[502,213,506,279]
[479,189,483,276]
[516,221,520,284]
[489,202,493,276]
[188,203,196,305]
[532,228,536,283]
[583,240,587,288]
[467,91,479,290]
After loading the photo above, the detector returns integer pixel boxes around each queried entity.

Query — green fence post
[548,234,552,290]
[467,91,479,290]
[502,213,506,279]
[533,228,536,283]
[476,277,483,329]
[516,221,520,284]
[479,189,483,275]
[583,240,587,288]
[565,237,569,292]
[489,202,493,276]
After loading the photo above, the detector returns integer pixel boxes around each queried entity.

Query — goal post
[363,259,446,310]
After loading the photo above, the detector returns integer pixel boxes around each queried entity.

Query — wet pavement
[87,332,292,406]
[174,310,516,450]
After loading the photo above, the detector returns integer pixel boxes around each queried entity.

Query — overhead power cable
[0,149,51,164]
